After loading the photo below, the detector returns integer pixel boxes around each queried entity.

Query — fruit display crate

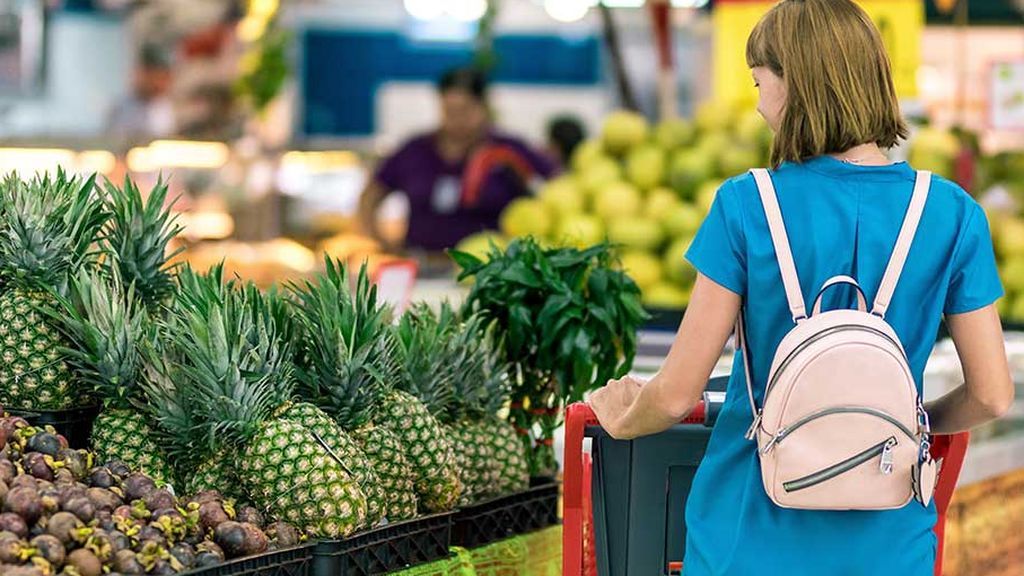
[181,543,317,576]
[451,480,561,549]
[312,512,453,576]
[7,404,100,449]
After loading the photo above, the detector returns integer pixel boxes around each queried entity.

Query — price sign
[371,259,419,315]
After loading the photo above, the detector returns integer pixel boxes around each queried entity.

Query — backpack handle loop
[811,275,867,316]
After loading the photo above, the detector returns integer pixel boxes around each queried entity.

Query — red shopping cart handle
[563,401,970,576]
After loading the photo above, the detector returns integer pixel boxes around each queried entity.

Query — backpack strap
[751,169,807,323]
[872,170,932,318]
[736,310,761,438]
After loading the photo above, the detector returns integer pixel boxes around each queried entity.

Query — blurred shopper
[106,43,176,144]
[546,114,587,169]
[358,67,556,253]
[588,1,1013,574]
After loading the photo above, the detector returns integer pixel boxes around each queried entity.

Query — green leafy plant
[450,237,648,476]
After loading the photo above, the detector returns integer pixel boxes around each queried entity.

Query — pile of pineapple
[0,169,530,556]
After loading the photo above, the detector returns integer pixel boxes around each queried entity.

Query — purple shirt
[375,131,556,251]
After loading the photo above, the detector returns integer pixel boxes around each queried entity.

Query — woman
[359,67,556,253]
[588,1,1014,574]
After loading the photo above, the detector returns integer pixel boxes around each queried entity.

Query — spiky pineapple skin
[240,418,366,538]
[0,291,77,410]
[448,420,499,505]
[483,417,530,495]
[187,452,244,501]
[282,402,386,528]
[352,424,418,521]
[91,408,174,485]
[379,390,461,512]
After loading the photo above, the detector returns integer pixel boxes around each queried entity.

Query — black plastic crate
[312,512,452,576]
[181,543,316,576]
[451,481,560,549]
[7,405,100,449]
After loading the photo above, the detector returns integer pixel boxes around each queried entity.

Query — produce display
[462,105,773,311]
[0,411,301,575]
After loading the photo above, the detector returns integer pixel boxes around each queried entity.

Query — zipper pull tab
[880,437,897,475]
[759,428,785,454]
[745,412,763,441]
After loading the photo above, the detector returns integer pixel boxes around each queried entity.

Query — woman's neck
[830,143,891,166]
[436,130,486,163]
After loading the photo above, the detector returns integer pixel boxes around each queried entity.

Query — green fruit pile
[483,105,773,310]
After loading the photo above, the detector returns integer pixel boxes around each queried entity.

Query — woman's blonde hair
[746,0,909,167]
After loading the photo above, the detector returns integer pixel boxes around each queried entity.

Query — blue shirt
[683,156,1003,575]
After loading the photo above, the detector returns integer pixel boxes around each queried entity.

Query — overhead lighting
[127,141,230,173]
[545,0,591,22]
[671,0,709,7]
[599,0,645,8]
[0,148,76,175]
[404,0,446,20]
[77,151,117,175]
[447,0,488,21]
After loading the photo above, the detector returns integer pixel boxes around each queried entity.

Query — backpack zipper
[761,406,916,454]
[782,436,898,493]
[764,324,910,402]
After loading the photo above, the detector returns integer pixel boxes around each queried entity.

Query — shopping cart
[563,377,970,576]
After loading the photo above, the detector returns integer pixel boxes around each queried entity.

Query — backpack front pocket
[783,436,897,493]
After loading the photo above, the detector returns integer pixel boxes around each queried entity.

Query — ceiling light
[446,0,488,21]
[404,0,445,20]
[545,0,591,22]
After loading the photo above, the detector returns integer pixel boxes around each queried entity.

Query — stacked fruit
[472,104,773,310]
[0,408,298,575]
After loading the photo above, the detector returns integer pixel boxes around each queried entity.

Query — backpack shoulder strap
[751,169,807,323]
[872,170,932,318]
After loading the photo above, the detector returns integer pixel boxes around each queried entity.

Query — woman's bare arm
[927,305,1014,433]
[357,180,389,244]
[596,274,740,439]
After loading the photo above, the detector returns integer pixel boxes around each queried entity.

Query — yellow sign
[713,0,923,106]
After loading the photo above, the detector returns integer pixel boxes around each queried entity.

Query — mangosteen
[235,505,264,528]
[108,529,130,553]
[21,453,53,482]
[121,474,156,503]
[25,433,60,457]
[63,496,96,523]
[0,479,7,502]
[142,489,174,513]
[2,565,43,576]
[0,416,29,440]
[169,542,196,570]
[112,549,145,575]
[149,559,177,576]
[197,501,230,532]
[38,488,60,515]
[30,534,65,567]
[3,486,42,524]
[0,460,14,484]
[84,530,114,563]
[186,490,223,506]
[66,548,102,576]
[135,524,166,548]
[56,449,88,481]
[266,521,301,549]
[106,461,130,479]
[52,469,75,485]
[0,513,29,538]
[87,467,116,489]
[45,511,84,545]
[194,541,225,568]
[9,476,36,491]
[214,521,267,559]
[0,531,27,564]
[86,487,121,512]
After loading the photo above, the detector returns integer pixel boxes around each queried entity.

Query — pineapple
[0,171,108,409]
[147,268,367,537]
[46,268,174,485]
[389,305,464,511]
[289,259,418,522]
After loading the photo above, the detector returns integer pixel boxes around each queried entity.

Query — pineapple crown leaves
[451,236,648,405]
[161,272,295,452]
[289,258,398,430]
[101,175,184,310]
[0,169,110,292]
[393,302,460,420]
[451,312,511,420]
[42,267,152,410]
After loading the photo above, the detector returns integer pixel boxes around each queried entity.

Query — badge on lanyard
[431,176,461,214]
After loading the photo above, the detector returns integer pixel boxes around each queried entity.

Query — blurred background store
[0,1,1023,573]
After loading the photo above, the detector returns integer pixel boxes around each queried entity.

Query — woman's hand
[588,376,646,439]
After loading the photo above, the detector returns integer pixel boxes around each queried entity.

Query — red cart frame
[563,402,970,576]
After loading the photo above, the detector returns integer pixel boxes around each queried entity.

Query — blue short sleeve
[945,204,1004,315]
[685,180,747,296]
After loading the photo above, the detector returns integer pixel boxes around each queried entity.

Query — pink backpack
[739,168,937,510]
